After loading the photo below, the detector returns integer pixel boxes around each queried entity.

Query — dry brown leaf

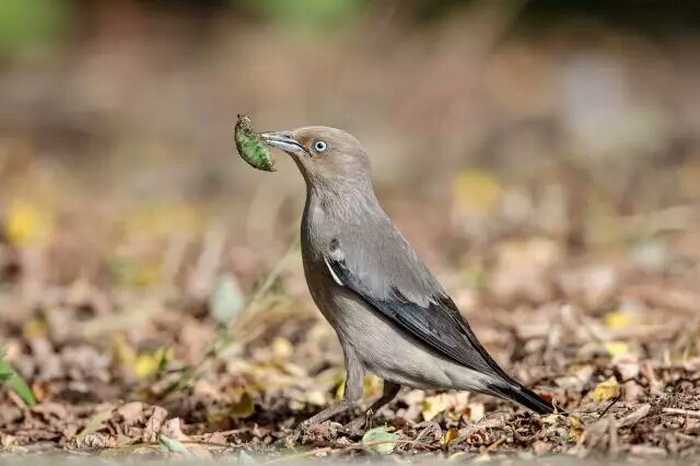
[117,402,146,426]
[143,406,168,443]
[161,418,189,441]
[69,433,118,450]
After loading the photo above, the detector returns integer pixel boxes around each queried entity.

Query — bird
[259,126,558,429]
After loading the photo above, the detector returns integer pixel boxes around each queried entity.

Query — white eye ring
[313,140,328,153]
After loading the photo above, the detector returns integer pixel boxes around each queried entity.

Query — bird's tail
[488,381,562,415]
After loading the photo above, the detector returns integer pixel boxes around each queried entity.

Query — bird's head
[260,126,372,190]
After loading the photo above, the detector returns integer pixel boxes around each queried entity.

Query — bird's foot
[295,418,318,438]
[298,418,314,431]
[345,408,375,435]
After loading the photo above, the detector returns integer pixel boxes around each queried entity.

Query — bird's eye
[313,140,328,153]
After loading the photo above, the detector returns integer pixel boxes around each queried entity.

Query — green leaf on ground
[0,357,37,406]
[362,426,398,454]
[158,434,197,459]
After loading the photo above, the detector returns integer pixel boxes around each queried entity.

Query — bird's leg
[300,351,364,428]
[366,381,402,423]
[346,381,401,432]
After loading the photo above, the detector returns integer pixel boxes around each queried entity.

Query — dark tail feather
[490,382,563,415]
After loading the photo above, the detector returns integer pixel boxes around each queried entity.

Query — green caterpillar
[235,114,276,172]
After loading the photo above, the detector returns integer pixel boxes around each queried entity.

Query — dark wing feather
[326,256,511,379]
[324,238,557,414]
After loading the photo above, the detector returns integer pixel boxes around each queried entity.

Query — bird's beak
[260,131,307,156]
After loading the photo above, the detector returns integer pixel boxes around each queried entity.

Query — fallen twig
[598,392,622,420]
[617,404,651,428]
[662,408,700,418]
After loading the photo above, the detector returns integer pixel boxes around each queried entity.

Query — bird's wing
[322,231,513,381]
[321,227,557,414]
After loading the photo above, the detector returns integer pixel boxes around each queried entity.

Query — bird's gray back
[299,186,525,384]
[301,190,443,300]
[298,190,505,392]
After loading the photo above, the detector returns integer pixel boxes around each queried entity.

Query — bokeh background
[1,0,700,456]
[1,0,699,277]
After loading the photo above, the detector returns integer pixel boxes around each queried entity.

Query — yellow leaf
[363,374,383,397]
[272,337,294,361]
[422,396,450,421]
[568,415,584,441]
[604,310,641,329]
[568,415,583,430]
[5,199,54,246]
[422,392,471,421]
[333,371,347,400]
[134,354,159,379]
[31,382,46,402]
[335,373,382,401]
[134,348,172,379]
[592,376,620,403]
[442,427,460,446]
[452,170,503,215]
[604,341,631,357]
[230,390,255,419]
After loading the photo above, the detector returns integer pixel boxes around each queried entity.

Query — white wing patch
[324,256,344,287]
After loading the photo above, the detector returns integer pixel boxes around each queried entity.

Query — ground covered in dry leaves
[1,179,700,463]
[0,1,699,461]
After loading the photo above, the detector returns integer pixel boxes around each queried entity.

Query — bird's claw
[296,419,316,436]
[345,408,375,435]
[299,419,313,429]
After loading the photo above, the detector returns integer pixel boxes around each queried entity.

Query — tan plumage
[260,126,557,429]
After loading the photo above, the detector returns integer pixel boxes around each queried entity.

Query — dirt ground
[1,189,700,462]
[1,2,700,462]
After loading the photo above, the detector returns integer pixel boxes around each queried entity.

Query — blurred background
[1,0,698,286]
[1,0,700,449]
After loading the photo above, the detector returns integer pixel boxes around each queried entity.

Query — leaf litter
[2,166,700,463]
